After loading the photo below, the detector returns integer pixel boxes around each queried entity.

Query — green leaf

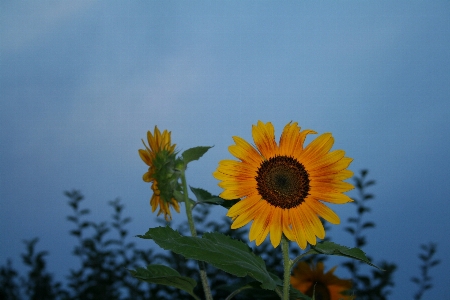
[189,186,241,209]
[189,187,237,207]
[190,187,223,204]
[182,146,212,165]
[138,226,279,291]
[306,241,381,269]
[129,264,198,299]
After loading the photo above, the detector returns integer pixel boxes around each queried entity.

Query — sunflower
[291,262,353,300]
[213,121,353,248]
[139,126,180,221]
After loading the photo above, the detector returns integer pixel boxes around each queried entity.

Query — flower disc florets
[256,155,310,209]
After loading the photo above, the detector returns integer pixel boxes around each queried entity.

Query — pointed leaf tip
[182,146,213,165]
[129,264,198,299]
[308,241,382,270]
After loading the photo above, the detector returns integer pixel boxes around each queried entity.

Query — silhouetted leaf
[348,217,358,223]
[358,206,371,214]
[364,194,374,200]
[364,180,376,187]
[362,222,375,229]
[430,260,441,267]
[344,227,355,234]
[70,230,81,237]
[411,277,420,284]
[66,216,77,223]
[79,209,90,215]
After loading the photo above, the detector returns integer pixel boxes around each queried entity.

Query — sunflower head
[139,126,180,221]
[213,121,354,248]
[290,261,353,300]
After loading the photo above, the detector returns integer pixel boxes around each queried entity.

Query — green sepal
[181,146,212,165]
[172,190,195,205]
[189,186,240,209]
[306,241,381,269]
[138,226,278,291]
[129,264,198,299]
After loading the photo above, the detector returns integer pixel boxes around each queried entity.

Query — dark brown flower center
[256,156,310,209]
[306,282,331,300]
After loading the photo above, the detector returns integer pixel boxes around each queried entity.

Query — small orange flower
[291,262,353,300]
[139,126,180,221]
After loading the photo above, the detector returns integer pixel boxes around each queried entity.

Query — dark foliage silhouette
[0,171,440,299]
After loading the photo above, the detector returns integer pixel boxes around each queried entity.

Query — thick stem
[180,168,213,300]
[281,234,291,300]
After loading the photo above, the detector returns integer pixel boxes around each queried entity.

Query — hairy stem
[180,168,213,300]
[281,235,291,300]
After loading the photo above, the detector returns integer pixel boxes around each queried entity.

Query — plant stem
[225,286,252,300]
[180,168,213,300]
[290,250,310,269]
[281,234,291,300]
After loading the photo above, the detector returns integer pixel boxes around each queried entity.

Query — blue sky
[1,1,449,298]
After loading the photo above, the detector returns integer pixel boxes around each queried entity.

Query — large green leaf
[129,264,198,299]
[182,146,212,165]
[138,226,279,291]
[306,241,381,269]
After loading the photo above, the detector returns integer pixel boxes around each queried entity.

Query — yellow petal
[299,133,334,162]
[138,149,152,166]
[296,206,317,245]
[214,159,256,179]
[310,181,354,194]
[150,195,159,212]
[249,203,272,245]
[280,122,316,156]
[230,201,260,228]
[311,192,353,204]
[307,149,345,171]
[281,209,295,241]
[310,169,353,181]
[311,157,353,176]
[252,121,277,158]
[307,200,340,224]
[229,136,262,165]
[219,184,257,199]
[288,208,307,249]
[227,195,260,218]
[172,200,180,213]
[269,207,283,247]
[302,202,325,239]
